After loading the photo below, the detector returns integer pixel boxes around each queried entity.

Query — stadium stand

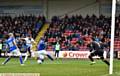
[0,15,45,39]
[0,14,120,52]
[44,14,120,51]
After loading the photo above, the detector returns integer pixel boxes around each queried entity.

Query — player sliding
[2,33,24,65]
[32,38,54,64]
[87,38,109,66]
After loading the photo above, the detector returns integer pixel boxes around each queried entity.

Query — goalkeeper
[87,38,109,66]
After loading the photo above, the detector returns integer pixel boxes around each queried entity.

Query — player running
[20,35,36,63]
[33,38,54,64]
[2,33,24,65]
[87,38,110,66]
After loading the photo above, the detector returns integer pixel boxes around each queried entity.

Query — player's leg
[23,46,29,63]
[2,50,15,65]
[36,51,45,64]
[2,49,18,65]
[37,54,44,64]
[24,46,32,63]
[31,51,35,57]
[43,50,54,61]
[18,53,24,65]
[28,47,31,57]
[15,49,24,65]
[98,51,109,66]
[100,56,110,66]
[40,55,44,62]
[23,52,28,63]
[2,56,11,65]
[89,52,95,63]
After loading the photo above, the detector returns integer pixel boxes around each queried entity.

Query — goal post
[109,0,116,74]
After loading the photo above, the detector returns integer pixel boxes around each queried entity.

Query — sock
[28,47,31,57]
[3,57,11,64]
[89,55,94,62]
[103,60,110,66]
[19,56,23,64]
[47,54,54,61]
[100,57,110,66]
[24,54,28,62]
[38,57,44,62]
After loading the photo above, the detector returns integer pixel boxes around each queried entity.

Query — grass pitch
[0,58,119,76]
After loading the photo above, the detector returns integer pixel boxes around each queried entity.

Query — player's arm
[13,39,19,49]
[31,38,37,48]
[87,44,92,51]
[31,38,36,44]
[87,43,94,52]
[19,38,26,40]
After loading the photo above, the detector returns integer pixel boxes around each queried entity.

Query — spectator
[44,14,113,51]
[54,41,60,59]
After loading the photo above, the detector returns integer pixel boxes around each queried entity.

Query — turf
[0,58,119,76]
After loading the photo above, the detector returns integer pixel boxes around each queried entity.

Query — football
[37,60,42,64]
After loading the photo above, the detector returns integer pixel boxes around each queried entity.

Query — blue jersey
[6,37,17,52]
[38,40,46,51]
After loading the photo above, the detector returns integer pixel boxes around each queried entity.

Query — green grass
[0,58,119,76]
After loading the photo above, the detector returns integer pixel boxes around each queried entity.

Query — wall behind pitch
[99,0,112,17]
[47,0,99,19]
[0,0,112,19]
[0,0,44,16]
[100,0,120,17]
